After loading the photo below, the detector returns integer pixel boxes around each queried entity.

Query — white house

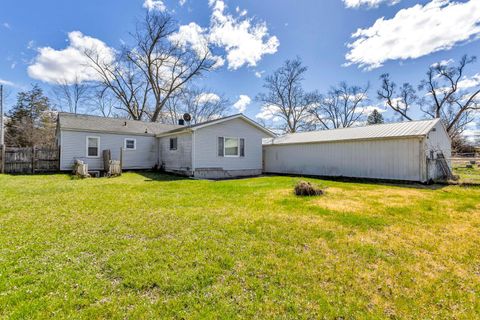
[263,119,451,183]
[56,113,276,179]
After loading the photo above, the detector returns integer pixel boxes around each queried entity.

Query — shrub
[294,180,324,196]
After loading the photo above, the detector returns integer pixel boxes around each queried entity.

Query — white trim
[224,137,240,157]
[86,136,100,158]
[124,138,137,150]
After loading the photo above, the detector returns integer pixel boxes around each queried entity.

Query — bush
[294,180,324,196]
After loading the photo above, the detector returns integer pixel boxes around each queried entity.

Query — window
[86,136,100,157]
[124,138,136,150]
[170,137,177,150]
[218,137,245,157]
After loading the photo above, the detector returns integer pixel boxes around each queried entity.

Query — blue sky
[1,0,479,131]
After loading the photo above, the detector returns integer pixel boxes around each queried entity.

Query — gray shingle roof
[264,119,441,145]
[58,113,182,135]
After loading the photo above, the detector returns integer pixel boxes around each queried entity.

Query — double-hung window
[124,138,136,150]
[86,136,100,157]
[218,137,245,157]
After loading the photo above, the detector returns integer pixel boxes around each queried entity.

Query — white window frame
[86,136,100,158]
[223,137,240,158]
[124,138,137,151]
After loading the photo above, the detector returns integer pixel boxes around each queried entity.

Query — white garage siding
[263,137,423,181]
[262,119,452,183]
[60,130,157,171]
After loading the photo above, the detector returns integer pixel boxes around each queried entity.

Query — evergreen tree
[5,85,56,147]
[367,109,384,125]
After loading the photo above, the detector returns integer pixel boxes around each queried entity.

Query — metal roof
[264,119,441,145]
[58,113,181,135]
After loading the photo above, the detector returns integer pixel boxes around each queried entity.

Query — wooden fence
[0,146,60,174]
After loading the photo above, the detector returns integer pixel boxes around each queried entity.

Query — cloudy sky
[0,0,479,129]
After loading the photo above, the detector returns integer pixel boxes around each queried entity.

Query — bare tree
[256,58,318,133]
[310,82,369,129]
[85,50,151,120]
[419,55,480,136]
[127,12,216,122]
[378,55,480,141]
[52,76,91,114]
[93,89,116,118]
[161,87,230,124]
[377,74,415,121]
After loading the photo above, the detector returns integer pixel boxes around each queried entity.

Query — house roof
[264,119,441,145]
[57,113,181,135]
[157,114,276,137]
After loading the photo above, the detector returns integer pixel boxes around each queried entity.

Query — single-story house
[263,119,451,183]
[56,112,276,179]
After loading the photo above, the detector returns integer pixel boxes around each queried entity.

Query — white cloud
[0,79,15,86]
[361,105,387,115]
[457,73,480,90]
[256,104,282,122]
[195,92,221,104]
[254,70,264,78]
[233,95,251,113]
[345,0,480,70]
[2,22,10,29]
[343,0,401,9]
[143,0,166,11]
[27,40,35,50]
[28,31,116,84]
[430,58,454,68]
[208,0,279,70]
[179,0,186,6]
[169,22,225,68]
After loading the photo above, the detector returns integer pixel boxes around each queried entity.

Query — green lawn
[454,162,480,184]
[0,173,479,319]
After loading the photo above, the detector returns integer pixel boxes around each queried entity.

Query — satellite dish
[183,113,192,122]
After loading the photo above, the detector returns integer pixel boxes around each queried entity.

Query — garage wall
[263,137,423,181]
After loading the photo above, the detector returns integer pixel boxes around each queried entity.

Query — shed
[263,119,451,182]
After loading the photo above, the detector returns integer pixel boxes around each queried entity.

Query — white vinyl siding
[159,133,192,172]
[60,131,157,171]
[194,118,265,171]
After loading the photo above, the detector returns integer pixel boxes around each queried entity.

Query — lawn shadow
[136,171,190,182]
[263,173,447,190]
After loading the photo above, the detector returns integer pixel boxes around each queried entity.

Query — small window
[124,138,136,150]
[169,137,178,150]
[224,137,239,157]
[87,136,100,157]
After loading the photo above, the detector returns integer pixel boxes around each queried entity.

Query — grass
[453,162,480,184]
[0,172,479,319]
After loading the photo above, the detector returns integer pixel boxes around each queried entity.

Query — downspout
[191,130,196,176]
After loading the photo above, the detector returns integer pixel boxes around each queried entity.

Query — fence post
[57,145,61,172]
[31,146,34,174]
[0,144,4,174]
[119,147,123,174]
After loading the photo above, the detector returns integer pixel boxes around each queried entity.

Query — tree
[161,87,230,124]
[5,85,56,147]
[367,109,384,125]
[377,74,416,121]
[52,76,91,114]
[310,82,369,129]
[378,55,480,140]
[87,12,217,122]
[256,58,318,133]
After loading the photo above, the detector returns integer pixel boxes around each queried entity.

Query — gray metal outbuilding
[262,119,451,182]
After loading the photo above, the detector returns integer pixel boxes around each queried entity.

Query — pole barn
[263,119,451,183]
